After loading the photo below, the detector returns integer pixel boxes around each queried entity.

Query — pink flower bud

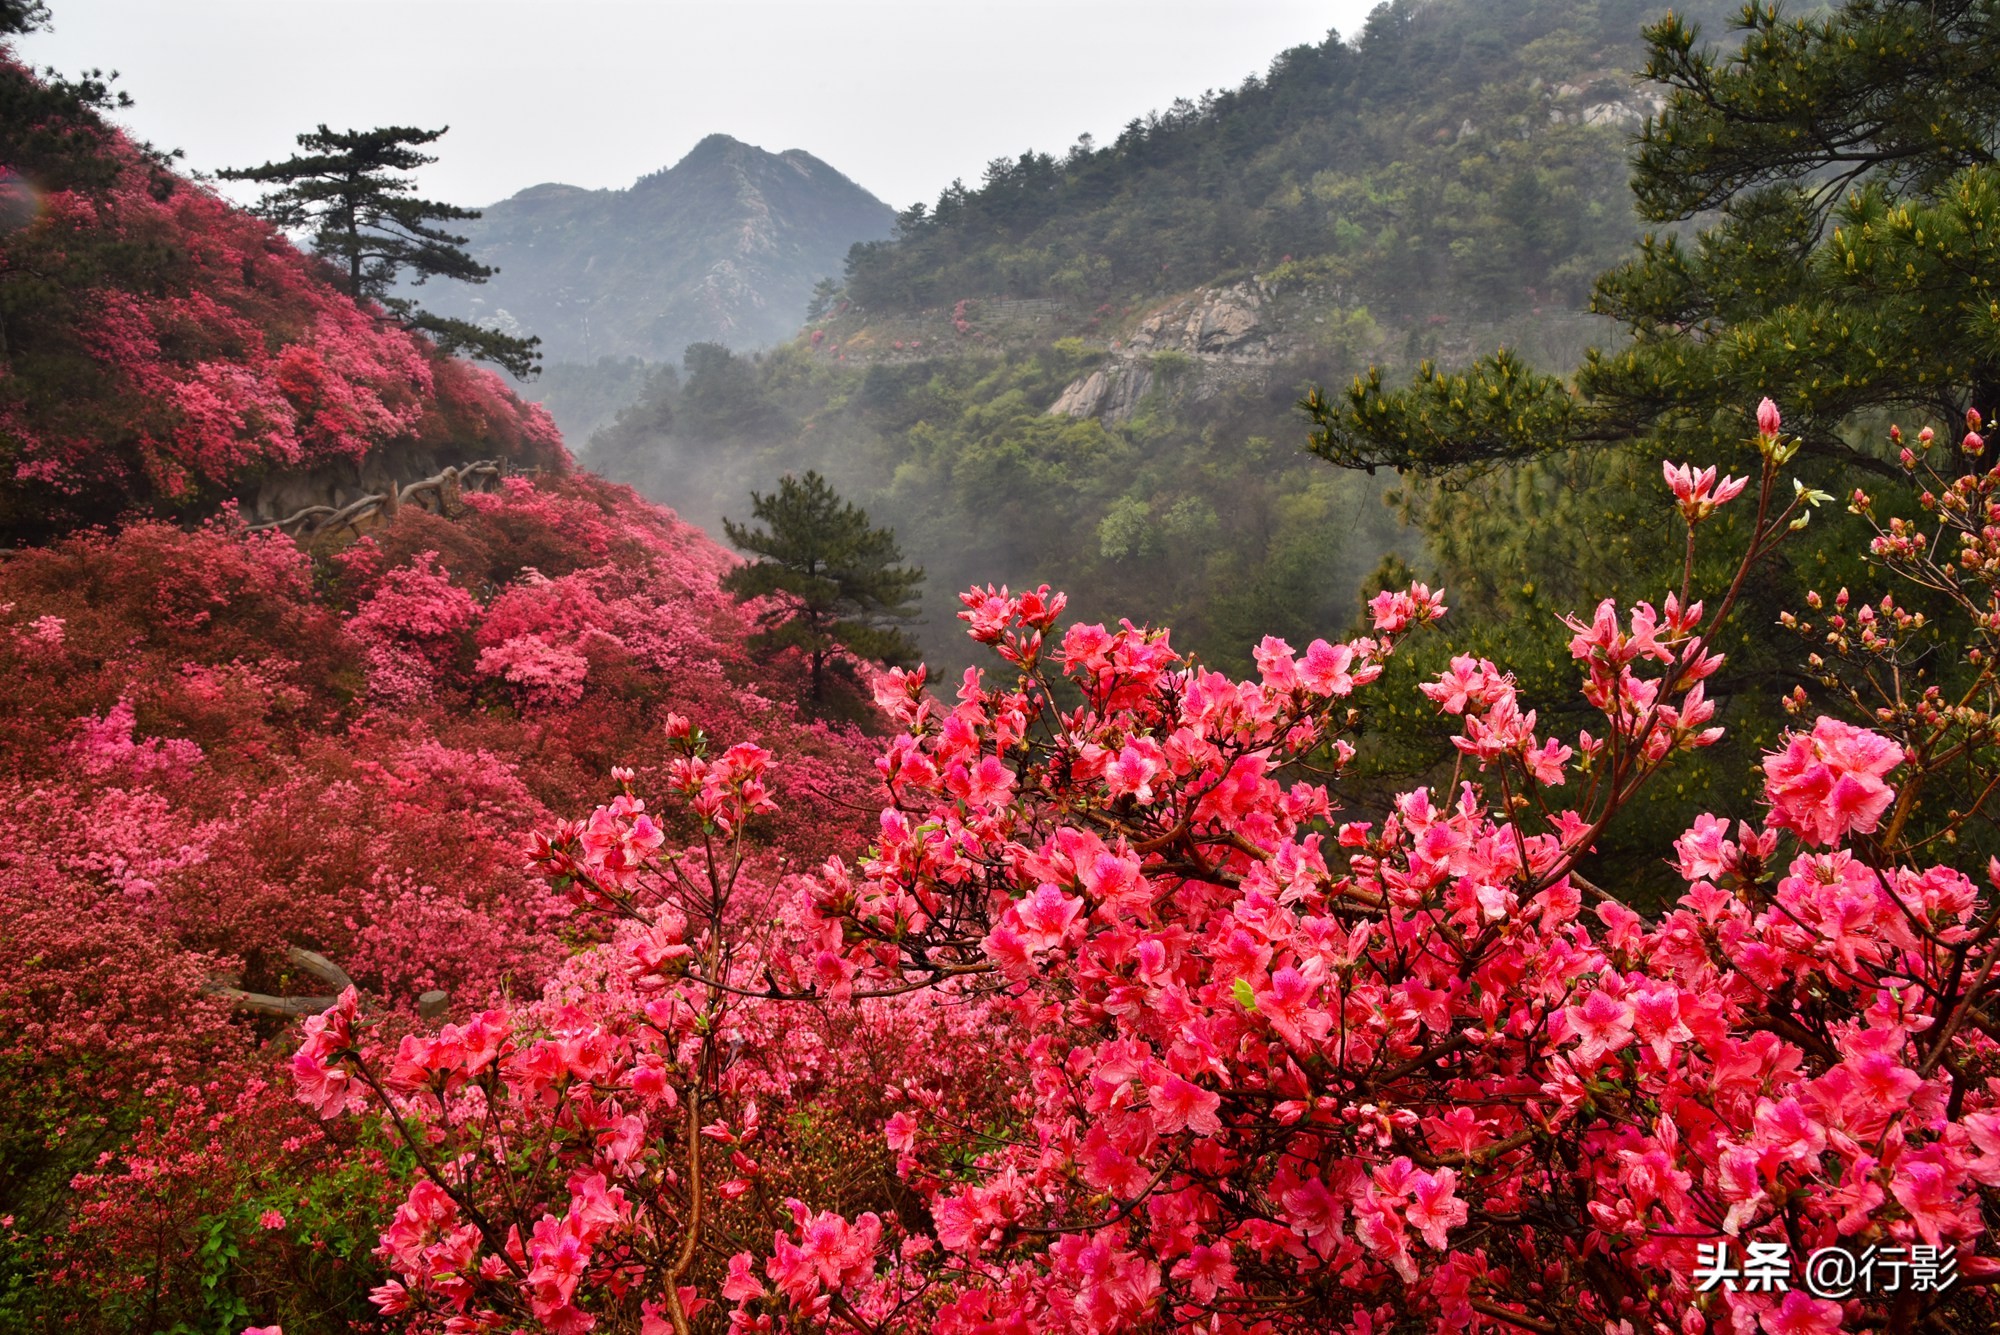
[1757,397,1782,438]
[1966,431,1986,456]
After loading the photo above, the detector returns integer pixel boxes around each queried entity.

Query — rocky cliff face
[419,135,896,367]
[1049,283,1282,424]
[1543,77,1666,129]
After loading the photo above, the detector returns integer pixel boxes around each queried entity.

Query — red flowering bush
[297,404,2000,1335]
[0,468,884,1332]
[0,53,902,1330]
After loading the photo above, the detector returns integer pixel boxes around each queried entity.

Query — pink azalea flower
[1405,1168,1468,1249]
[1663,459,1749,522]
[1760,1290,1844,1335]
[1763,717,1904,845]
[1758,396,1783,439]
[1147,1073,1222,1136]
[1564,988,1636,1066]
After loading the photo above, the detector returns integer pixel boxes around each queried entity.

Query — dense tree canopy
[1310,0,2000,477]
[841,0,1735,319]
[1288,0,2000,889]
[0,0,47,35]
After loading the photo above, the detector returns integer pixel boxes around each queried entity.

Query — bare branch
[246,460,504,539]
[203,946,446,1022]
[202,983,343,1019]
[287,945,355,993]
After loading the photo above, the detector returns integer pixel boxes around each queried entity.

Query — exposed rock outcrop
[1126,283,1271,359]
[1545,81,1666,129]
[1581,101,1647,128]
[1048,283,1275,424]
[1048,365,1157,422]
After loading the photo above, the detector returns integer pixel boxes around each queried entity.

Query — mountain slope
[422,134,896,366]
[0,53,568,544]
[844,0,1737,321]
[0,52,885,1332]
[587,0,1743,677]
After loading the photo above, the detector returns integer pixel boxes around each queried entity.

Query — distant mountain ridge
[583,0,1746,676]
[422,134,896,366]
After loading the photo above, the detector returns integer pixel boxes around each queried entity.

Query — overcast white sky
[17,1,1383,212]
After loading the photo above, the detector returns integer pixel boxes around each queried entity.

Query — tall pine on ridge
[223,124,542,377]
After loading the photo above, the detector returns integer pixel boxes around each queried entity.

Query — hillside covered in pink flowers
[0,466,889,1328]
[10,6,2000,1335]
[0,48,566,542]
[0,43,887,1331]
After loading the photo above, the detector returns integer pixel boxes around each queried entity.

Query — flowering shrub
[0,469,883,1332]
[295,403,2000,1335]
[476,632,595,708]
[0,53,900,1329]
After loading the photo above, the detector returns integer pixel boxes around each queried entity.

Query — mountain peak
[680,131,750,164]
[656,135,846,185]
[424,135,895,372]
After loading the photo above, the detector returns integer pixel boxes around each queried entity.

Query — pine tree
[722,471,923,704]
[1,1,49,35]
[805,277,840,322]
[222,125,540,377]
[1308,0,2000,478]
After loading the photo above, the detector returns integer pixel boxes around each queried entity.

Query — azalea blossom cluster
[1792,406,2000,852]
[749,411,2000,1334]
[279,704,1005,1335]
[0,470,886,1330]
[284,404,2000,1335]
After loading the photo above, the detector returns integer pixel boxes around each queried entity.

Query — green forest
[586,0,1737,669]
[845,0,1734,313]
